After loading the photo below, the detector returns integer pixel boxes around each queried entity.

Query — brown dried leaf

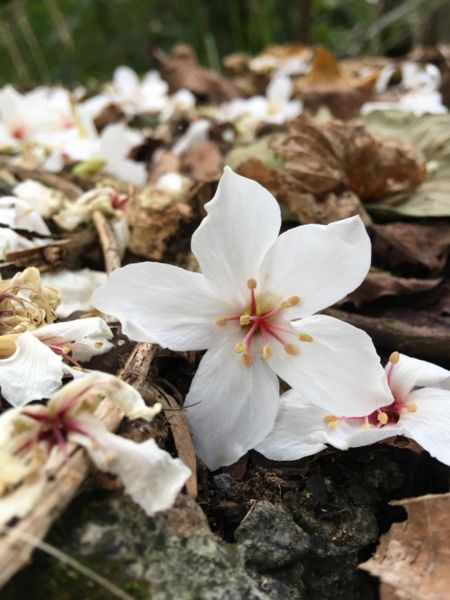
[346,270,442,307]
[181,140,223,181]
[149,150,181,183]
[360,493,450,600]
[127,187,193,261]
[235,158,280,197]
[282,189,370,225]
[153,44,241,103]
[373,222,450,274]
[275,114,426,203]
[294,47,374,119]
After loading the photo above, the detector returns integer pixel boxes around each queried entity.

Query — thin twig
[146,384,198,497]
[91,210,121,274]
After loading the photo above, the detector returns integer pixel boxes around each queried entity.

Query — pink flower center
[215,278,313,366]
[326,352,417,430]
[11,124,27,140]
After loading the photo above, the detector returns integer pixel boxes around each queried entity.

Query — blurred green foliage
[0,0,447,86]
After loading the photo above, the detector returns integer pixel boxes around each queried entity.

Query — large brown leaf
[152,44,241,103]
[360,493,450,600]
[275,114,425,209]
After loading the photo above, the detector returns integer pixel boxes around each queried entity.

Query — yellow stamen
[62,345,71,354]
[247,278,257,289]
[242,353,253,366]
[389,351,400,365]
[215,316,228,326]
[240,315,251,326]
[377,411,388,425]
[94,341,103,349]
[235,341,247,354]
[281,295,300,309]
[324,415,338,429]
[406,402,417,413]
[283,343,299,356]
[262,345,272,360]
[298,333,314,342]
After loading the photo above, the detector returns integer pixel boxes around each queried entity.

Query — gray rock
[235,501,310,570]
[213,473,235,491]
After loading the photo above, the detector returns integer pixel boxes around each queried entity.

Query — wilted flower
[0,372,190,526]
[0,316,113,406]
[53,186,130,256]
[13,179,65,218]
[0,267,60,334]
[93,167,388,469]
[257,352,450,465]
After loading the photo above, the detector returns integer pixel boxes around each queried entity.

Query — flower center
[15,407,86,458]
[215,278,313,366]
[11,124,27,140]
[325,352,418,430]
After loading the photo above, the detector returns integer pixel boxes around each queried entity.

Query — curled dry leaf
[345,269,442,308]
[127,186,193,260]
[360,493,450,600]
[274,114,426,205]
[153,44,241,103]
[294,47,375,119]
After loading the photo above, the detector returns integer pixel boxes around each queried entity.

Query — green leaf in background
[363,111,450,218]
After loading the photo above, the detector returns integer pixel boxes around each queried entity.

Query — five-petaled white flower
[93,167,388,470]
[257,352,450,465]
[0,372,191,526]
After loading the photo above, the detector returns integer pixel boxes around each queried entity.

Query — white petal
[76,423,190,514]
[185,335,280,470]
[259,216,370,318]
[0,197,50,235]
[191,167,281,303]
[328,420,401,449]
[93,262,228,350]
[266,74,293,103]
[255,389,328,461]
[113,66,140,97]
[388,354,450,404]
[0,333,63,406]
[0,473,47,527]
[268,315,392,415]
[34,317,113,362]
[400,387,450,465]
[41,269,107,318]
[106,157,147,186]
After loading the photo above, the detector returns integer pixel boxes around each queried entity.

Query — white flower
[112,66,169,115]
[216,73,302,130]
[257,352,450,465]
[0,372,190,526]
[0,85,53,148]
[362,62,447,117]
[0,317,113,406]
[93,167,388,469]
[41,269,107,317]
